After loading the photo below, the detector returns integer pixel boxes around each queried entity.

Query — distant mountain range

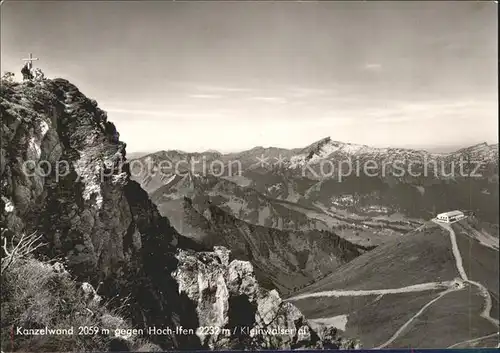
[127,140,498,160]
[131,137,498,226]
[128,138,499,348]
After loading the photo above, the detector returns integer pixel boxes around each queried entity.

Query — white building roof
[437,210,464,217]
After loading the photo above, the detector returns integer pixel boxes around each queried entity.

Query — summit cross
[21,53,39,70]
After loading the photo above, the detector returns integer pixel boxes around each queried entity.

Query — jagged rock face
[1,79,160,278]
[172,246,336,350]
[0,78,338,350]
[0,79,187,348]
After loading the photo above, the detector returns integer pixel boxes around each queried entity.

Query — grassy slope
[390,287,494,348]
[294,295,378,320]
[450,335,499,348]
[453,223,499,296]
[290,219,499,348]
[452,219,499,322]
[1,257,159,352]
[345,291,440,348]
[290,223,458,295]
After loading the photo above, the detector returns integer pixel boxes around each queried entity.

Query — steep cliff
[0,77,351,350]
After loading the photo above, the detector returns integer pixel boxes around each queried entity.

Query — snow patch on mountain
[163,174,177,186]
[287,137,499,169]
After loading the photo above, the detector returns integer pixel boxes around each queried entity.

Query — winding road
[434,220,499,328]
[287,218,499,348]
[447,332,500,348]
[376,287,462,349]
[287,281,458,301]
[378,219,499,348]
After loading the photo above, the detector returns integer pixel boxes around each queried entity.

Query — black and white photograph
[0,1,498,351]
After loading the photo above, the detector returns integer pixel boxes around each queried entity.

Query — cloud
[105,108,167,117]
[365,99,493,123]
[248,96,288,104]
[188,94,223,99]
[286,87,330,98]
[194,84,253,93]
[105,107,230,120]
[363,63,382,71]
[312,116,355,126]
[374,116,414,123]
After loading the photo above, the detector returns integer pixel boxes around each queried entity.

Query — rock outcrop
[0,78,350,349]
[173,246,321,349]
[1,78,179,348]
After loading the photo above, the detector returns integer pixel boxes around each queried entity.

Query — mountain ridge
[130,138,498,160]
[133,138,499,164]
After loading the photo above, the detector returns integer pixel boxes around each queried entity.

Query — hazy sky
[1,1,497,153]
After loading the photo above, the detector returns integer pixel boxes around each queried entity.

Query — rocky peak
[306,136,332,150]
